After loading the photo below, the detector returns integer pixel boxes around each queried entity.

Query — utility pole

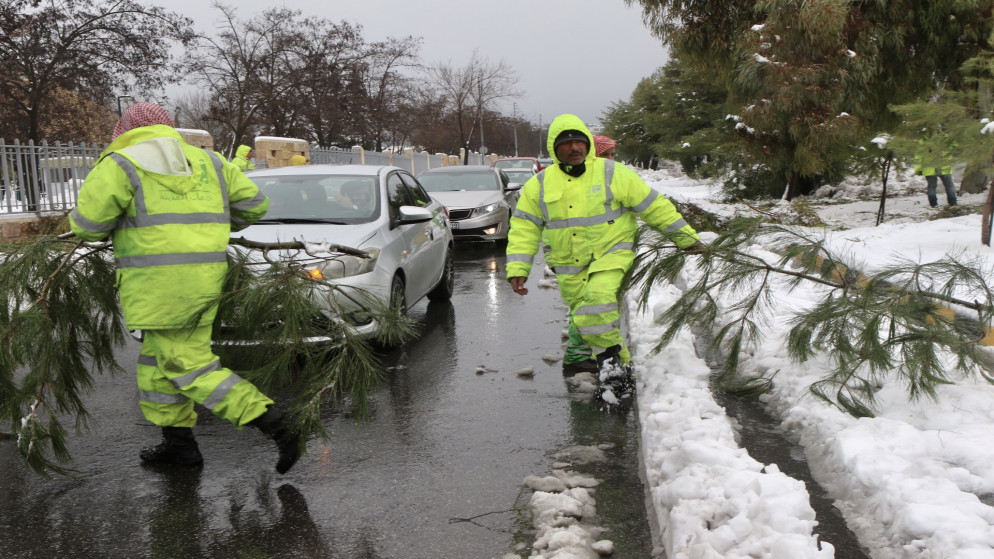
[512,103,519,157]
[477,72,486,159]
[538,113,543,158]
[116,95,134,117]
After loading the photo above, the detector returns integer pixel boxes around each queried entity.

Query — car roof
[419,165,496,175]
[246,164,394,177]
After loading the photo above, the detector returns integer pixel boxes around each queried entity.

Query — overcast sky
[153,0,669,128]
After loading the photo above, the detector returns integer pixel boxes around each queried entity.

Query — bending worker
[506,114,703,401]
[69,103,301,473]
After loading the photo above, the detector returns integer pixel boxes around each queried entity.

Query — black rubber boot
[249,407,302,474]
[594,345,635,402]
[140,426,204,467]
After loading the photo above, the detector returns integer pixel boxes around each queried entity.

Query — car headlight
[471,203,501,217]
[307,247,380,280]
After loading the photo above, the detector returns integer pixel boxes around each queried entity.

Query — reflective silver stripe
[512,208,544,226]
[576,302,619,315]
[202,373,244,411]
[506,253,534,264]
[108,154,147,229]
[108,153,143,191]
[577,321,619,336]
[170,360,223,389]
[231,216,250,230]
[545,209,625,229]
[632,190,659,213]
[602,160,616,214]
[117,251,228,268]
[137,354,158,367]
[139,390,188,405]
[207,152,231,210]
[70,208,116,233]
[662,218,690,235]
[230,190,266,212]
[604,241,634,254]
[537,170,549,221]
[117,212,231,228]
[553,265,585,275]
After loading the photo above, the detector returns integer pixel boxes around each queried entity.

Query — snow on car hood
[426,190,504,209]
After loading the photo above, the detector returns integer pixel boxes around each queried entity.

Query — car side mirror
[506,182,523,191]
[397,205,433,225]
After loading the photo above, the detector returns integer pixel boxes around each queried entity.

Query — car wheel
[390,274,407,315]
[427,247,454,301]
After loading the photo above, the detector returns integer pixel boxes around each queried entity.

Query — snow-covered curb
[629,282,834,558]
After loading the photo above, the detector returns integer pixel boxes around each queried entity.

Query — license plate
[450,221,460,229]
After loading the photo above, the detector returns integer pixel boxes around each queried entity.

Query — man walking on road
[70,103,302,473]
[506,114,703,402]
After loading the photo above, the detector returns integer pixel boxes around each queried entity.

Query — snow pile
[629,283,834,559]
[520,458,614,558]
[630,168,994,558]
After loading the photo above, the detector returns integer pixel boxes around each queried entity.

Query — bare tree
[354,36,421,151]
[0,0,193,142]
[182,3,306,150]
[171,91,232,154]
[291,18,366,148]
[429,50,521,160]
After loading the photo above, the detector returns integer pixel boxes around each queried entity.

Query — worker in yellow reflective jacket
[232,144,255,171]
[70,103,301,473]
[506,114,703,402]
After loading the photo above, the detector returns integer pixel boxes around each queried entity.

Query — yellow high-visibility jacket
[232,144,255,171]
[506,114,698,281]
[70,125,268,329]
[913,137,954,176]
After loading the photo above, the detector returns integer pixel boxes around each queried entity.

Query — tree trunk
[876,154,892,226]
[961,166,989,194]
[983,174,994,246]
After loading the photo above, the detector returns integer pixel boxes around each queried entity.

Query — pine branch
[633,216,994,417]
[1,231,415,476]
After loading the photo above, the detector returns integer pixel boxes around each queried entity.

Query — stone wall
[0,215,66,242]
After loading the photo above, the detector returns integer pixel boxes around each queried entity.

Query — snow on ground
[515,164,994,558]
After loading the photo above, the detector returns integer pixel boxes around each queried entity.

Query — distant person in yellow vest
[290,154,307,166]
[914,134,957,207]
[232,145,255,172]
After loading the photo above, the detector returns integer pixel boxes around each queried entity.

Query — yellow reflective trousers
[136,325,273,428]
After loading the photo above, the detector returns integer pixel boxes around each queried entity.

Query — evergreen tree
[602,59,729,176]
[625,0,994,198]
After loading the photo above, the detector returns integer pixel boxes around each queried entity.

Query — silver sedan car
[241,164,454,337]
[416,165,522,242]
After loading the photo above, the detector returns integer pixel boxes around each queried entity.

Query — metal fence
[0,139,487,216]
[0,139,104,215]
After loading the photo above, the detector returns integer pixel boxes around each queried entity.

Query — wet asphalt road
[0,243,651,559]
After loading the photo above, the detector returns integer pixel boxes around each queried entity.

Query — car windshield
[249,174,379,223]
[418,171,499,192]
[502,169,534,183]
[494,159,534,169]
